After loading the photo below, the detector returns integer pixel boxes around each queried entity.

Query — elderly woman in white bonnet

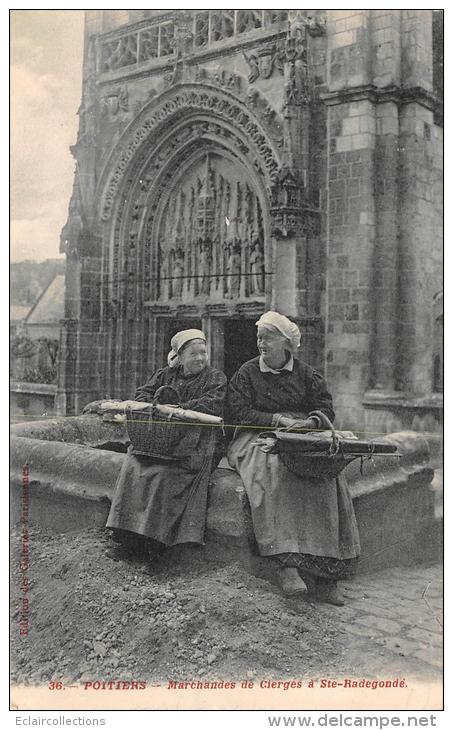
[107,329,227,562]
[227,311,360,605]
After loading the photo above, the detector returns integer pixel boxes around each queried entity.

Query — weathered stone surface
[56,10,442,442]
[10,416,440,573]
[11,414,129,450]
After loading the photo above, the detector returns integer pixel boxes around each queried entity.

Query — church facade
[58,9,443,433]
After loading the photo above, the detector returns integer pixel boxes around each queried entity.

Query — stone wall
[10,383,57,419]
[58,10,442,436]
[10,415,440,573]
[323,10,442,432]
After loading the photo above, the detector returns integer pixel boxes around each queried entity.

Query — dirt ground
[10,525,441,686]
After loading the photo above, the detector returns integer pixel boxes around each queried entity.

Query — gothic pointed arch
[97,81,286,395]
[97,80,285,223]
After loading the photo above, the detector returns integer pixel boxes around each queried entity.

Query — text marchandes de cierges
[167,678,408,691]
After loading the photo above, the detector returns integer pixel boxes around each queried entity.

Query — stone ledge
[321,84,439,112]
[10,416,440,573]
[363,390,443,411]
[11,414,129,449]
[10,381,57,395]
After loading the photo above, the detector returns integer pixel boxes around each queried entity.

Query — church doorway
[155,318,202,369]
[166,318,202,342]
[153,316,258,378]
[223,319,258,380]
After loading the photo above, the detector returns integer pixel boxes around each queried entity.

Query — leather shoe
[316,579,345,606]
[278,567,307,596]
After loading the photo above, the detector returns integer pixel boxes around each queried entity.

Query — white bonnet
[167,329,206,367]
[255,311,301,354]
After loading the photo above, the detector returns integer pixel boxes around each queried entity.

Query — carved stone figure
[198,240,212,296]
[172,247,185,298]
[101,88,281,220]
[242,50,259,83]
[103,87,129,118]
[226,241,242,299]
[101,34,138,73]
[159,246,169,300]
[249,239,265,294]
[243,44,284,83]
[258,44,276,79]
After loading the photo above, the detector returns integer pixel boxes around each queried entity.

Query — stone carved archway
[97,82,285,396]
[97,81,284,221]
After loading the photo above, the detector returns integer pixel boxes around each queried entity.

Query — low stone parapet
[10,381,58,420]
[10,415,440,573]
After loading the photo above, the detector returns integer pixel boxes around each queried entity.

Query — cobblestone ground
[332,563,443,677]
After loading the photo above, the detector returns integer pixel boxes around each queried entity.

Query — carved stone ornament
[99,85,283,221]
[243,43,284,83]
[270,168,304,238]
[287,11,326,37]
[103,87,129,118]
[60,167,87,258]
[284,64,310,108]
[164,14,194,88]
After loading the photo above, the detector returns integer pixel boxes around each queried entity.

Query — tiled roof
[10,305,31,322]
[25,275,65,324]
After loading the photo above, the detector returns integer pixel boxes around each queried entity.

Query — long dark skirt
[227,430,361,559]
[106,445,212,546]
[273,552,360,580]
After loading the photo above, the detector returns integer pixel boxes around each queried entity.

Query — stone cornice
[321,84,438,113]
[10,381,58,395]
[363,390,443,411]
[143,300,267,317]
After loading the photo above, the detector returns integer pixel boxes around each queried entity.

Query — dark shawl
[226,357,360,560]
[106,364,227,546]
[227,355,334,427]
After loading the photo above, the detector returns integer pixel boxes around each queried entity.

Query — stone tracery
[97,80,281,393]
[152,153,265,302]
[98,83,283,222]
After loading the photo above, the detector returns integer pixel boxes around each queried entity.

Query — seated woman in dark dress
[227,311,360,605]
[107,329,227,562]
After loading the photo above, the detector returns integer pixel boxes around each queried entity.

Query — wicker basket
[278,449,359,479]
[126,385,186,460]
[269,415,398,480]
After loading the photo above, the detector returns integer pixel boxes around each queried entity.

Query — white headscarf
[255,311,301,354]
[167,329,206,367]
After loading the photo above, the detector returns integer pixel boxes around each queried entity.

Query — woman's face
[257,326,288,365]
[178,339,208,376]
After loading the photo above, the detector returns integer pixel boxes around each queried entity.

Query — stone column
[201,316,224,372]
[271,235,300,319]
[56,248,81,415]
[324,9,377,429]
[58,17,102,413]
[76,241,103,410]
[396,11,437,395]
[370,100,399,390]
[367,11,402,390]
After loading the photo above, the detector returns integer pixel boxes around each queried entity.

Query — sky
[11,10,85,262]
